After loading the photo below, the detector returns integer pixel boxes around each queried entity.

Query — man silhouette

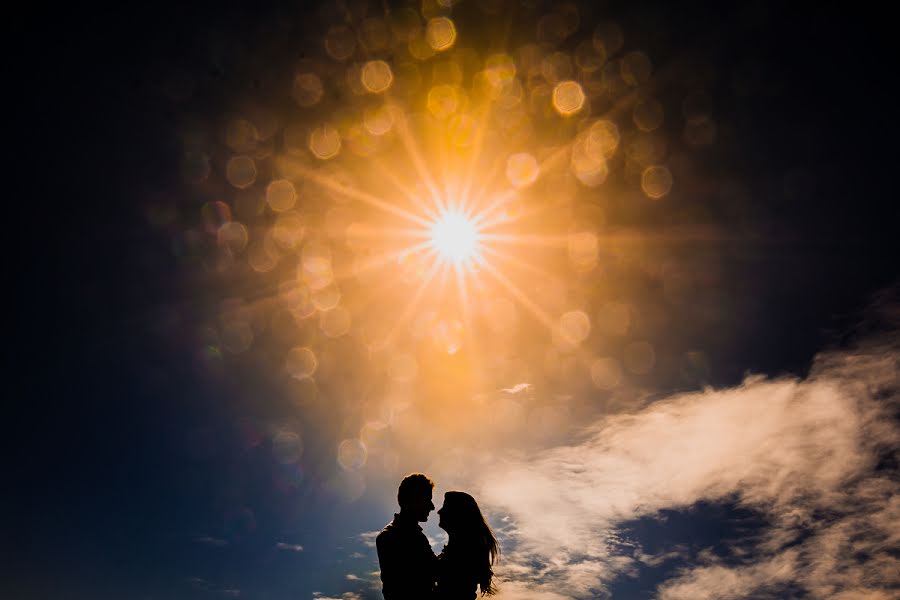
[376,473,437,600]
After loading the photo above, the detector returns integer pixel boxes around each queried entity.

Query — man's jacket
[376,512,437,600]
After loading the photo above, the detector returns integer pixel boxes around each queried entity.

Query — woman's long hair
[443,491,501,596]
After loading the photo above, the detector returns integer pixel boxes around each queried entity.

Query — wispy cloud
[501,383,533,394]
[468,333,899,598]
[357,531,379,548]
[276,542,304,552]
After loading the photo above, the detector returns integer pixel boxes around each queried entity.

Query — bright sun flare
[429,209,482,267]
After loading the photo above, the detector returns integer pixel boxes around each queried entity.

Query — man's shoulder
[376,520,396,545]
[376,516,428,548]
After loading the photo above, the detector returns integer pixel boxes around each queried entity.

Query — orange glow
[181,4,694,455]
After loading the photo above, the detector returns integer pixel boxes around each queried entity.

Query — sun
[429,208,482,268]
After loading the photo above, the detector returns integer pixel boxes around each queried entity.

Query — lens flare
[429,209,481,267]
[181,2,709,466]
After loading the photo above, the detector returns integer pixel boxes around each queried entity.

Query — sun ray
[376,162,441,222]
[436,125,452,201]
[459,266,486,356]
[383,255,445,346]
[479,232,570,248]
[447,260,481,362]
[328,240,433,285]
[465,155,508,217]
[470,188,517,229]
[467,133,570,229]
[458,12,515,214]
[480,260,557,333]
[602,224,731,243]
[477,138,574,220]
[454,263,470,325]
[535,143,573,176]
[477,195,567,231]
[334,256,435,337]
[343,223,430,241]
[458,105,496,213]
[274,156,432,228]
[482,258,597,367]
[394,112,446,214]
[434,259,453,303]
[481,245,567,286]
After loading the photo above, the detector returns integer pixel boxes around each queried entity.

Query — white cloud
[472,336,899,598]
[501,383,533,394]
[357,530,379,548]
[655,551,800,600]
[276,542,304,552]
[490,580,574,600]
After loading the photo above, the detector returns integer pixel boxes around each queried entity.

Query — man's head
[397,473,435,522]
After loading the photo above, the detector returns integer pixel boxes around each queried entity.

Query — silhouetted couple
[376,473,500,600]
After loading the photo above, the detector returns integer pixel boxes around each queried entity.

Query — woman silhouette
[435,491,500,599]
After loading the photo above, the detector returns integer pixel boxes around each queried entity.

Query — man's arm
[376,531,397,597]
[415,530,438,595]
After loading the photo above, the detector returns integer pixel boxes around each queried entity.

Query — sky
[8,1,899,599]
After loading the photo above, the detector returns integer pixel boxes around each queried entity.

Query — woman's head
[438,491,500,595]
